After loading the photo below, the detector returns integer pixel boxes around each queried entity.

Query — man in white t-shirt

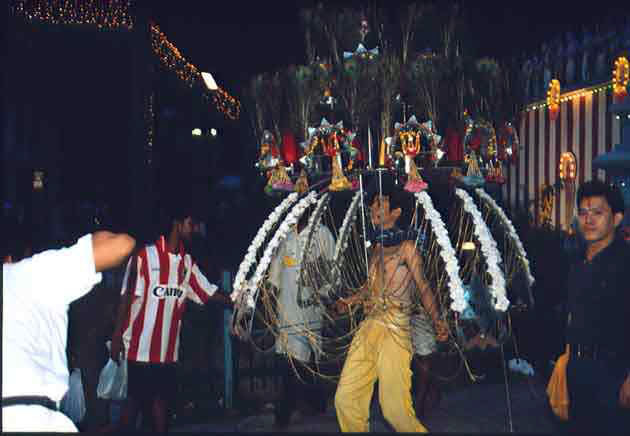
[2,229,135,432]
[267,212,335,428]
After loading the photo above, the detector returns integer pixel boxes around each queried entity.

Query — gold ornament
[450,167,464,180]
[613,56,629,99]
[294,169,309,193]
[407,158,421,180]
[329,155,352,191]
[378,138,387,167]
[466,151,482,178]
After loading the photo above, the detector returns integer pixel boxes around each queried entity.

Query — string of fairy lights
[527,81,614,112]
[10,0,134,29]
[528,56,630,113]
[145,93,155,166]
[10,1,240,120]
[149,22,241,120]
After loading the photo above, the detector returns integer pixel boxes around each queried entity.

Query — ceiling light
[462,241,476,251]
[201,72,218,90]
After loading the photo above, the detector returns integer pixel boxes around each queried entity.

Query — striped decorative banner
[507,85,621,230]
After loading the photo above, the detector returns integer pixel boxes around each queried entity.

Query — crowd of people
[2,180,629,433]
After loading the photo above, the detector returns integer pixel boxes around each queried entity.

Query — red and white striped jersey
[120,236,217,364]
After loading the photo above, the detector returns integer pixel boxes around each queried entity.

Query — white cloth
[268,224,335,361]
[2,234,102,432]
[410,310,437,356]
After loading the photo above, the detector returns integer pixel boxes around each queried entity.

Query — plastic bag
[60,368,87,424]
[97,343,128,400]
[547,349,569,421]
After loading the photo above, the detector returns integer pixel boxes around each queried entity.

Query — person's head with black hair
[577,180,626,216]
[365,172,415,230]
[160,203,200,250]
[576,179,625,247]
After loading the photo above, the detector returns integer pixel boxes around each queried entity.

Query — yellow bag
[546,346,570,421]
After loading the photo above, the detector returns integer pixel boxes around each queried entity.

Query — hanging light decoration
[145,93,155,166]
[547,79,561,121]
[149,22,240,120]
[9,0,134,29]
[612,56,629,102]
[32,170,45,191]
[558,152,576,181]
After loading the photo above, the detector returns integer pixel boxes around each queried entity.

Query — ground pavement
[172,375,558,433]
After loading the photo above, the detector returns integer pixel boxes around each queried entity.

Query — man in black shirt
[565,180,630,433]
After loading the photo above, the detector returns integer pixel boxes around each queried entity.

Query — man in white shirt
[268,212,336,428]
[2,229,135,432]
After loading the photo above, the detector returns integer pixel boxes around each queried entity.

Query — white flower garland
[455,188,509,312]
[475,188,535,286]
[415,192,467,313]
[231,192,299,301]
[240,191,320,308]
[334,190,362,262]
[298,193,330,267]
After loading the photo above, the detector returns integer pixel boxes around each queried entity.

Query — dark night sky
[147,1,628,87]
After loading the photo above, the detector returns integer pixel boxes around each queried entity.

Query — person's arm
[110,254,140,363]
[92,231,135,273]
[8,232,134,306]
[186,260,220,305]
[621,269,630,408]
[207,287,233,307]
[334,247,375,313]
[403,240,448,341]
[338,287,366,305]
[621,374,630,408]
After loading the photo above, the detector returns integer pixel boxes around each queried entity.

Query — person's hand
[620,374,630,408]
[334,298,350,315]
[434,319,449,342]
[229,305,250,340]
[219,292,234,308]
[110,334,124,364]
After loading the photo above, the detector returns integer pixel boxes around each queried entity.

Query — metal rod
[359,173,370,277]
[377,168,385,295]
[500,344,515,433]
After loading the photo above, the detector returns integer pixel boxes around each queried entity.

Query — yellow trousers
[335,318,428,433]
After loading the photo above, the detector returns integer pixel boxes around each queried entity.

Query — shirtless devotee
[333,178,448,433]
